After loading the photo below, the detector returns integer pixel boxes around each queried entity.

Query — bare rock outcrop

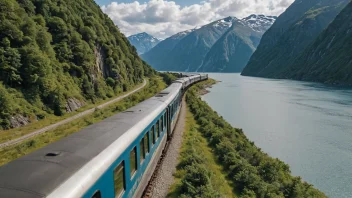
[94,44,108,78]
[10,115,31,128]
[65,98,85,113]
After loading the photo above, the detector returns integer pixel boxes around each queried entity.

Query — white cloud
[101,0,294,39]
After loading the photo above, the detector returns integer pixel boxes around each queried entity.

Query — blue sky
[98,0,294,38]
[95,0,200,7]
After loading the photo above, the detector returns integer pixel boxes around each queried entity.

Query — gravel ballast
[149,98,187,197]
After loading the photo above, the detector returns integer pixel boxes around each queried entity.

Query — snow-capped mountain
[127,32,161,55]
[142,15,277,72]
[242,14,277,33]
[209,16,236,31]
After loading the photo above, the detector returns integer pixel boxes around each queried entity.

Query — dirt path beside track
[0,79,147,149]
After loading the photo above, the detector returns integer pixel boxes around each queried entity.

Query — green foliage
[169,106,234,198]
[0,0,153,129]
[159,72,179,85]
[185,80,326,198]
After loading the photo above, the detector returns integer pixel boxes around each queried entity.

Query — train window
[114,161,125,198]
[144,132,149,153]
[140,138,145,163]
[91,191,101,198]
[156,120,160,138]
[161,116,164,131]
[130,147,137,176]
[151,126,155,145]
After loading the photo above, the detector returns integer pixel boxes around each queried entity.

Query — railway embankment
[168,79,326,198]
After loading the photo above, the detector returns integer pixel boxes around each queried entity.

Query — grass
[167,106,236,198]
[0,80,146,144]
[0,77,166,166]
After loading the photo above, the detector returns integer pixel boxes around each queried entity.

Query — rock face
[10,115,31,128]
[142,15,276,72]
[241,0,350,77]
[65,98,85,113]
[278,1,352,85]
[128,32,160,55]
[94,44,108,78]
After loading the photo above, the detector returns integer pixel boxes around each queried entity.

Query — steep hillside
[0,0,153,129]
[280,1,352,85]
[199,15,275,73]
[141,29,194,71]
[242,0,350,77]
[127,32,160,55]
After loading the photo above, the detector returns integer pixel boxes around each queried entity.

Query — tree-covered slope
[0,0,153,129]
[242,0,350,77]
[279,1,352,85]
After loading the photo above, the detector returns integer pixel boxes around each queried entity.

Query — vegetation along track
[0,79,147,149]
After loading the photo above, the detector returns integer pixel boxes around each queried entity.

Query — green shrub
[185,80,326,198]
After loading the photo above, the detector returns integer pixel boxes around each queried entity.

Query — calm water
[202,73,352,198]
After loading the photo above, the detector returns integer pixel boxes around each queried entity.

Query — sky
[96,0,294,39]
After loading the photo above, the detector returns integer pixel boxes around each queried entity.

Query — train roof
[0,82,183,198]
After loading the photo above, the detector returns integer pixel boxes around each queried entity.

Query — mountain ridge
[241,0,350,77]
[142,14,276,72]
[278,1,352,85]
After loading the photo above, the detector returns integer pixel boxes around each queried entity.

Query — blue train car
[0,74,207,198]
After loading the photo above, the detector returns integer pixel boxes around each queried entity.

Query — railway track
[142,97,186,198]
[0,79,147,149]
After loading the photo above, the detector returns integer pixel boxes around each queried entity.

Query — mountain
[242,0,350,77]
[141,29,195,71]
[143,15,276,72]
[243,14,278,33]
[199,15,276,72]
[0,0,153,129]
[127,32,160,55]
[278,1,352,85]
[142,17,236,71]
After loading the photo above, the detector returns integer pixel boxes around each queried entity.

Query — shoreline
[183,79,326,197]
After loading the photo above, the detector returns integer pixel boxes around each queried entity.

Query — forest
[0,0,154,129]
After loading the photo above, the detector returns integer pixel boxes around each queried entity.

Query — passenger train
[0,73,208,198]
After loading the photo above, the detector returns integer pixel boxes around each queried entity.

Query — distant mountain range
[242,0,351,85]
[141,15,277,72]
[127,32,160,55]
